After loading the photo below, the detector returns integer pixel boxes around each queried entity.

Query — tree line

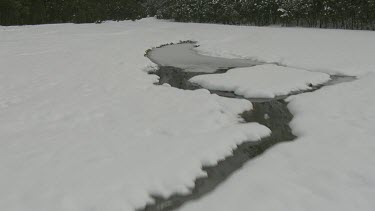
[152,0,375,30]
[0,0,145,26]
[1,0,375,30]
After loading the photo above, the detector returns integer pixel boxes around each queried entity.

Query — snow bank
[179,74,375,211]
[190,64,331,98]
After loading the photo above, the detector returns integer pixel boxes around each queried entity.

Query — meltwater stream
[140,43,355,211]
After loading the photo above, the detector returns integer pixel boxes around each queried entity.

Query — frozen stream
[147,43,262,73]
[141,43,355,211]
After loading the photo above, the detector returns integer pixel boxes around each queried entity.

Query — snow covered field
[1,18,375,211]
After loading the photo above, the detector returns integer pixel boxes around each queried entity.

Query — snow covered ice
[147,43,260,73]
[190,64,331,98]
[1,18,375,211]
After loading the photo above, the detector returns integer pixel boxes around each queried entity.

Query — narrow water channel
[139,42,355,211]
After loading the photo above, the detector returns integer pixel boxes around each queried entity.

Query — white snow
[179,74,375,211]
[1,18,375,211]
[190,64,331,98]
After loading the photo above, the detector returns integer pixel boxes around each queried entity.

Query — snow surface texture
[179,74,375,211]
[190,64,331,98]
[1,18,375,210]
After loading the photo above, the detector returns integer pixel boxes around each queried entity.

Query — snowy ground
[1,18,375,211]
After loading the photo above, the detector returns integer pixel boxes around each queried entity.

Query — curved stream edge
[138,42,356,211]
